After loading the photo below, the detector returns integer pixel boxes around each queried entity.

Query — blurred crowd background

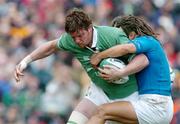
[0,0,180,124]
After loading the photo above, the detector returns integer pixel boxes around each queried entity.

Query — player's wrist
[97,52,105,60]
[21,55,33,65]
[18,55,33,71]
[119,68,128,77]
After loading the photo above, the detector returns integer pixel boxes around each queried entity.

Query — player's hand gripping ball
[99,58,129,84]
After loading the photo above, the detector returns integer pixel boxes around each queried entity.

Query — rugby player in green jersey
[14,8,148,124]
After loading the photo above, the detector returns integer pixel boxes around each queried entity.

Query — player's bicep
[124,43,137,53]
[119,43,137,63]
[40,39,60,53]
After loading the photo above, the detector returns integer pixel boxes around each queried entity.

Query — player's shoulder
[58,33,75,44]
[94,25,126,36]
[134,36,159,45]
[95,25,119,31]
[132,36,150,43]
[60,32,72,39]
[135,36,156,41]
[57,32,76,49]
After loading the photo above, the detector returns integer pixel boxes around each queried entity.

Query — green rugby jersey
[57,26,138,99]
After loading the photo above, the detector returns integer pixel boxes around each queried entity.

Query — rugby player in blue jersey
[88,16,173,124]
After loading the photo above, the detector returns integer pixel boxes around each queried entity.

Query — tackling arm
[29,39,59,61]
[98,54,149,82]
[90,43,136,67]
[100,43,136,59]
[120,54,149,77]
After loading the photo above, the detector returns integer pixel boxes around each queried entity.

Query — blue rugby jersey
[131,36,171,96]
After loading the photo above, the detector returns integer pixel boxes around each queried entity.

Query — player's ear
[88,24,93,32]
[128,31,136,40]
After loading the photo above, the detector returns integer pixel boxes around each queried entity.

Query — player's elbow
[49,40,59,53]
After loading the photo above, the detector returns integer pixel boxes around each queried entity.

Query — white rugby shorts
[85,83,173,124]
[130,94,174,124]
[85,82,139,106]
[85,82,139,124]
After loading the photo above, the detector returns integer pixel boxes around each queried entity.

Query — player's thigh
[99,101,138,121]
[106,115,138,124]
[74,98,98,119]
[74,82,138,121]
[75,82,109,118]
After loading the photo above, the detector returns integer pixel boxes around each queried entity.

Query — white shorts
[131,94,174,124]
[85,82,139,106]
[85,82,138,124]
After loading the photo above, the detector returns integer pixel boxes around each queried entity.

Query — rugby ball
[99,58,129,84]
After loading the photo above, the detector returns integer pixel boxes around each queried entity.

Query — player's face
[70,27,92,48]
[128,31,137,40]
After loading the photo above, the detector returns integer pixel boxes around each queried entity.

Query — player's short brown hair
[65,8,92,33]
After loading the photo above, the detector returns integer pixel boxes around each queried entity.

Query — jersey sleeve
[131,37,153,54]
[56,33,74,51]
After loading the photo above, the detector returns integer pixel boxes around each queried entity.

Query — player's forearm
[120,54,149,77]
[98,44,136,59]
[22,40,58,64]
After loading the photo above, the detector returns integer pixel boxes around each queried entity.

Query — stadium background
[0,0,180,123]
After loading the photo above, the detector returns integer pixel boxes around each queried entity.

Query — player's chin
[79,44,85,48]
